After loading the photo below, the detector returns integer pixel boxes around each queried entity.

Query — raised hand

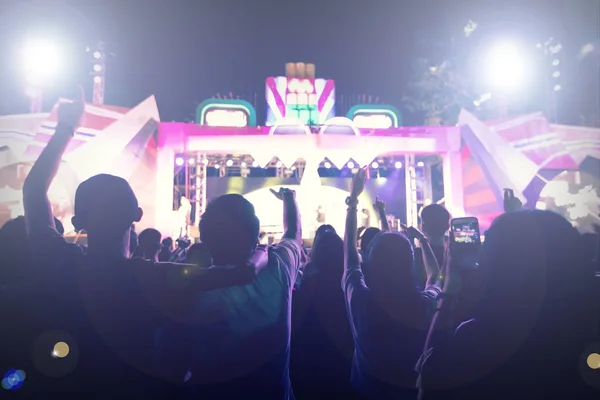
[269,187,296,201]
[57,86,85,129]
[374,196,385,211]
[503,188,522,213]
[351,167,367,198]
[401,223,426,242]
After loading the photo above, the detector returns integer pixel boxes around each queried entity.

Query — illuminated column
[422,160,433,204]
[442,151,465,217]
[405,154,418,227]
[194,154,207,226]
[155,146,176,237]
[91,41,106,105]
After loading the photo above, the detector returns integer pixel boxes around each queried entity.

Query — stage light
[417,161,425,167]
[252,160,259,167]
[347,161,355,169]
[291,166,297,170]
[371,162,379,169]
[214,164,220,169]
[93,51,102,59]
[483,41,527,92]
[394,161,403,168]
[20,38,62,86]
[188,158,195,165]
[202,158,209,166]
[552,59,560,66]
[175,157,184,166]
[241,161,247,168]
[93,64,102,72]
[226,159,233,167]
[93,76,102,84]
[552,71,560,78]
[553,84,561,91]
[275,161,282,168]
[351,168,359,174]
[324,161,331,169]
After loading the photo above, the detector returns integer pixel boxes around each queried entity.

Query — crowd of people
[0,91,599,399]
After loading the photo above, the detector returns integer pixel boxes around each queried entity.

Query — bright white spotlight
[324,161,332,169]
[240,161,247,168]
[214,164,220,169]
[21,38,61,86]
[347,161,355,169]
[201,158,209,166]
[276,161,283,168]
[371,162,379,169]
[291,166,297,171]
[252,160,259,167]
[175,157,184,166]
[226,159,233,167]
[188,158,195,165]
[417,161,425,167]
[483,41,527,92]
[93,51,102,59]
[394,161,403,168]
[93,76,102,84]
[93,64,102,72]
[553,84,562,91]
[552,59,560,66]
[552,71,561,78]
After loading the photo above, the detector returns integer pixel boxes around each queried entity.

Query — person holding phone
[417,210,596,399]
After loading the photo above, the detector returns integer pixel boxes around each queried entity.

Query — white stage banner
[326,151,353,169]
[250,151,275,168]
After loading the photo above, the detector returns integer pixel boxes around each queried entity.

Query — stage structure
[2,64,599,239]
[158,63,465,238]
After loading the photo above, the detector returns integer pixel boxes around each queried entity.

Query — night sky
[0,0,598,124]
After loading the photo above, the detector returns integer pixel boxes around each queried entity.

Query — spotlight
[252,160,259,168]
[552,59,560,66]
[226,159,233,167]
[347,161,355,169]
[482,41,527,92]
[351,168,359,174]
[276,161,282,168]
[188,158,195,165]
[20,38,62,86]
[417,161,425,167]
[394,161,403,168]
[291,166,297,170]
[371,162,379,169]
[175,157,184,166]
[324,161,331,169]
[201,158,209,166]
[93,51,102,59]
[552,71,561,78]
[214,164,220,169]
[553,84,562,91]
[240,161,247,168]
[93,64,102,72]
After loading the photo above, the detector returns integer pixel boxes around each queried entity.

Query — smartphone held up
[450,217,481,269]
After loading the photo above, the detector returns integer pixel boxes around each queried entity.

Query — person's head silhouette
[136,228,162,261]
[199,194,259,266]
[420,204,450,241]
[71,174,142,256]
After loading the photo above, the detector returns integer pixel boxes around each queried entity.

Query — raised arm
[270,188,302,244]
[344,168,366,271]
[23,90,85,235]
[405,225,441,287]
[374,196,390,231]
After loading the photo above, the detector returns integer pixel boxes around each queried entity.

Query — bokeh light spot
[52,342,70,358]
[587,353,600,370]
